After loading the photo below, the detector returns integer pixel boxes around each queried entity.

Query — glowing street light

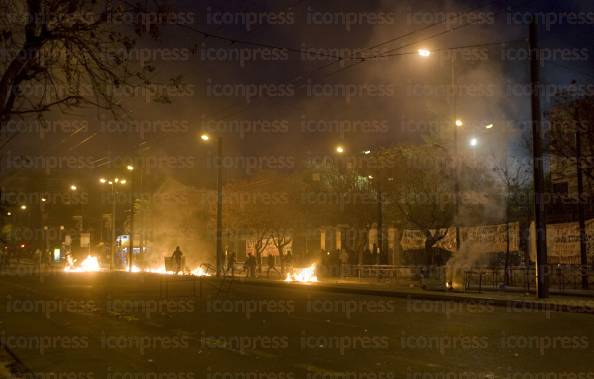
[418,48,431,58]
[455,119,464,127]
[336,146,345,154]
[485,123,494,129]
[20,205,27,211]
[126,165,134,171]
[200,132,223,276]
[41,197,47,202]
[469,137,478,147]
[70,185,77,191]
[6,212,11,216]
[99,176,128,271]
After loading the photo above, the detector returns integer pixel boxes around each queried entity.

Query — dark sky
[1,0,593,191]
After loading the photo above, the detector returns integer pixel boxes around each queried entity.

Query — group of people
[240,251,294,278]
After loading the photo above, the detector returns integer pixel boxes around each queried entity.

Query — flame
[127,265,210,277]
[63,256,210,277]
[64,255,101,272]
[285,264,318,283]
[190,267,210,277]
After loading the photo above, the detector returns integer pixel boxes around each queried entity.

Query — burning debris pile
[64,256,101,272]
[285,264,318,283]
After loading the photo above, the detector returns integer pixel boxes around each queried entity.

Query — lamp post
[201,133,223,277]
[126,165,135,273]
[419,48,462,252]
[99,177,127,271]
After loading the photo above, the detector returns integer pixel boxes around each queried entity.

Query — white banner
[400,223,518,254]
[246,238,292,257]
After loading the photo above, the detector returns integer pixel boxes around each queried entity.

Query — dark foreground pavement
[0,272,593,378]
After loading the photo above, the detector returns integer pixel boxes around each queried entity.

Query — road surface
[0,271,592,378]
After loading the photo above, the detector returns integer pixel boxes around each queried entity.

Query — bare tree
[0,0,175,128]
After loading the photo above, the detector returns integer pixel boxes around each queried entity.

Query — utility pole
[529,18,549,298]
[111,186,116,272]
[129,176,134,273]
[216,136,223,277]
[575,105,588,289]
[451,54,461,252]
[377,180,383,264]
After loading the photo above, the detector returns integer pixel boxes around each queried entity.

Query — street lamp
[418,48,462,252]
[20,205,27,211]
[336,145,345,154]
[200,132,223,277]
[418,48,431,58]
[125,164,135,273]
[70,185,77,191]
[469,137,478,147]
[99,176,127,271]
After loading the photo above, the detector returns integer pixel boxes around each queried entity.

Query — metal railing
[463,265,594,293]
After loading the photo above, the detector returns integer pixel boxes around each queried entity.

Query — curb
[232,278,594,315]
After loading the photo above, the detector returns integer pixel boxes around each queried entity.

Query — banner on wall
[400,223,518,253]
[460,223,519,254]
[546,222,580,260]
[246,238,292,257]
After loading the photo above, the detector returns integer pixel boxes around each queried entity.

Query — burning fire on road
[63,255,210,277]
[285,264,318,283]
[64,255,101,272]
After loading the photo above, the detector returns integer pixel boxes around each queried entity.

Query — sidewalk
[233,276,594,315]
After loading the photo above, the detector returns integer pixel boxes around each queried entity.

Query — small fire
[285,264,318,283]
[64,255,101,272]
[190,267,210,277]
[126,265,210,277]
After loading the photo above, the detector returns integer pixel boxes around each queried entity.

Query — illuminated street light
[6,212,11,216]
[70,185,77,191]
[455,119,464,127]
[469,137,478,147]
[485,123,494,129]
[336,146,345,154]
[41,197,47,202]
[20,205,27,211]
[363,150,371,155]
[99,176,128,271]
[418,48,431,57]
[126,165,134,171]
[200,132,223,276]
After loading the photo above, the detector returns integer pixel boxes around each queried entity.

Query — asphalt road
[0,271,593,378]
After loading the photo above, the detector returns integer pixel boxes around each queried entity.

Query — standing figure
[266,254,279,278]
[172,246,183,274]
[226,250,236,276]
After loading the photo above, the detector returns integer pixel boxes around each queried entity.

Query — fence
[346,264,594,293]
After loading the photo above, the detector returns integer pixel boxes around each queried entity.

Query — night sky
[1,0,592,190]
